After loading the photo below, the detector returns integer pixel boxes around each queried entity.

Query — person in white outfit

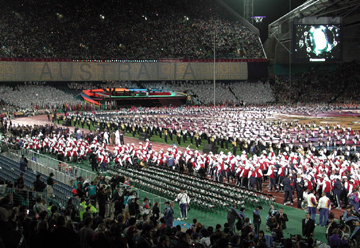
[115,130,120,146]
[175,189,190,220]
[103,131,109,144]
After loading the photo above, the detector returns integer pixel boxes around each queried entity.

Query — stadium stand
[0,0,264,59]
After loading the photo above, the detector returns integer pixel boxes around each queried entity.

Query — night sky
[223,0,307,41]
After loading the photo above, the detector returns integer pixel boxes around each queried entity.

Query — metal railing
[5,151,75,186]
[0,186,70,210]
[1,142,97,185]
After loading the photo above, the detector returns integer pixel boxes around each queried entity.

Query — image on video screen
[293,24,342,62]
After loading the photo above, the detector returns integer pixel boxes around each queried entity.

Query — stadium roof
[269,0,360,38]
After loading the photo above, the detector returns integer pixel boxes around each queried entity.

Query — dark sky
[223,0,306,41]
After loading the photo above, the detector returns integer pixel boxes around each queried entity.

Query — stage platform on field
[81,88,187,107]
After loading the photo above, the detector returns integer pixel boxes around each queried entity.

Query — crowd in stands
[3,70,360,111]
[0,80,276,112]
[0,85,81,110]
[142,80,274,105]
[0,0,264,60]
[271,61,360,104]
[229,81,274,105]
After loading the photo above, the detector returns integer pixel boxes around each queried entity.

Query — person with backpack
[227,204,242,233]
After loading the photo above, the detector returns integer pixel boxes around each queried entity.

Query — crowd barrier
[1,141,96,185]
[5,151,74,186]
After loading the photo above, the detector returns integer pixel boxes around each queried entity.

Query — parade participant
[307,189,318,221]
[266,165,277,192]
[283,174,294,205]
[296,174,305,208]
[333,176,343,209]
[317,192,331,227]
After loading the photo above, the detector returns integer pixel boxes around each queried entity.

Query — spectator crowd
[271,61,360,104]
[0,84,81,110]
[0,0,264,60]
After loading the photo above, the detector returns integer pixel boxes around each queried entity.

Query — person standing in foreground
[163,201,174,227]
[175,189,190,220]
[275,208,289,231]
[227,204,242,232]
[302,213,315,238]
[253,206,262,235]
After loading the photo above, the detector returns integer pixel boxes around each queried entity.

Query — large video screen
[293,24,342,62]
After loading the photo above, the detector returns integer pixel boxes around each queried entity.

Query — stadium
[0,0,360,247]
